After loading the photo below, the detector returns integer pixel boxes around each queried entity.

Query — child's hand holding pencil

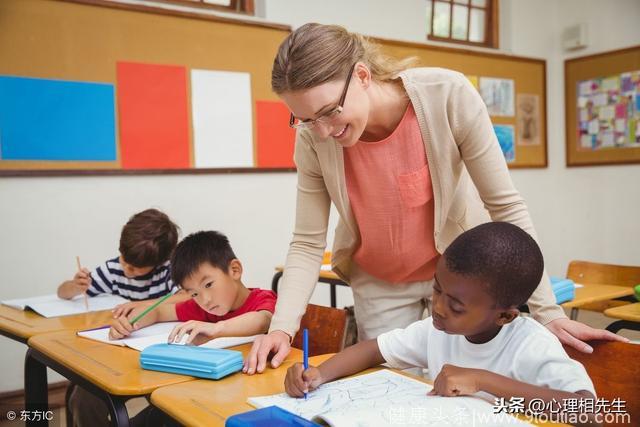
[284,363,324,398]
[71,256,91,306]
[109,309,159,340]
[108,292,173,340]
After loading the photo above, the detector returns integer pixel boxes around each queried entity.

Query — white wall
[1,0,639,392]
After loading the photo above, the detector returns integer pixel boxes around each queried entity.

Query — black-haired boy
[285,222,597,424]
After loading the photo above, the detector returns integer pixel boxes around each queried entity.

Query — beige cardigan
[269,67,565,337]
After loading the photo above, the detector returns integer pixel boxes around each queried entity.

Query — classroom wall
[1,0,639,392]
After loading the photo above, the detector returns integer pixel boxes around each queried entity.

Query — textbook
[248,370,530,427]
[78,321,259,352]
[1,293,128,318]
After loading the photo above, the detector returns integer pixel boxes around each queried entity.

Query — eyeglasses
[289,63,356,130]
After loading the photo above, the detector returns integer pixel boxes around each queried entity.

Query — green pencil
[130,292,173,325]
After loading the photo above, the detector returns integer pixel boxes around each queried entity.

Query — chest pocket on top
[397,164,433,209]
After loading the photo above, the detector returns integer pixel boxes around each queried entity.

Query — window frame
[140,0,254,15]
[427,0,499,49]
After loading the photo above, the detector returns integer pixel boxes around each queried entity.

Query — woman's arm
[245,132,332,374]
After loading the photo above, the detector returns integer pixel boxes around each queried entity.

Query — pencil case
[550,276,575,304]
[226,406,320,427]
[140,343,243,380]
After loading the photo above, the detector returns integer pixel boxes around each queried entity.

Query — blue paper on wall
[0,75,116,161]
[493,124,515,163]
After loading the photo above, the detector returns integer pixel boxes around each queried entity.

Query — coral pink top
[344,104,439,284]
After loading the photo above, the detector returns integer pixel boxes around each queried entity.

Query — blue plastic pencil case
[139,343,243,380]
[226,406,320,427]
[550,276,576,304]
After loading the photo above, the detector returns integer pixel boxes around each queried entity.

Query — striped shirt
[87,257,176,301]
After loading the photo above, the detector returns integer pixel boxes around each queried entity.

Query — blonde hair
[272,23,418,94]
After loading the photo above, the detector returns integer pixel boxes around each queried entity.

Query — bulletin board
[0,0,294,176]
[564,45,640,167]
[374,37,548,168]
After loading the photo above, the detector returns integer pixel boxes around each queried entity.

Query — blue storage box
[550,276,575,304]
[140,343,243,380]
[226,406,319,427]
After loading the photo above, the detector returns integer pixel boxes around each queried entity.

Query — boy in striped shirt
[57,208,187,318]
[63,208,188,427]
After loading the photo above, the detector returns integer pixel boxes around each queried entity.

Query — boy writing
[109,230,276,344]
[285,222,597,423]
[65,208,187,427]
[58,208,188,317]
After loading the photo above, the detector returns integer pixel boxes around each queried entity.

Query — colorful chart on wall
[0,0,294,175]
[576,71,640,151]
[565,45,640,166]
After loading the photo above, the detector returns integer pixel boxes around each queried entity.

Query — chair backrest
[566,260,640,287]
[322,251,332,265]
[564,340,640,426]
[292,304,348,356]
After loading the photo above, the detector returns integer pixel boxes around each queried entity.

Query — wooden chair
[272,252,351,308]
[566,260,640,320]
[291,304,348,356]
[564,341,640,426]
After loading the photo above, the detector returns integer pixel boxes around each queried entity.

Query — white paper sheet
[249,370,530,427]
[191,69,253,168]
[78,321,259,351]
[1,293,128,318]
[479,77,515,117]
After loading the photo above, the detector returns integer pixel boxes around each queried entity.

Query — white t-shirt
[377,316,595,397]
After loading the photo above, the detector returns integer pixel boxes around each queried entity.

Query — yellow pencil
[76,256,89,312]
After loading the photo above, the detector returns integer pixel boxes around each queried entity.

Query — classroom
[0,0,639,426]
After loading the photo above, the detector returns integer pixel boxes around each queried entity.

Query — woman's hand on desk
[545,317,629,353]
[243,330,291,375]
[285,363,324,397]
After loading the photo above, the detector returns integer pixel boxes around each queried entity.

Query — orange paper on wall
[256,100,296,168]
[117,62,191,169]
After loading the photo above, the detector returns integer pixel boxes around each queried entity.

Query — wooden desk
[151,353,568,427]
[150,351,322,427]
[561,284,634,320]
[604,302,640,333]
[0,305,113,343]
[272,266,349,308]
[25,329,204,427]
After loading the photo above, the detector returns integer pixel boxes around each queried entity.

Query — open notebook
[78,321,259,352]
[1,293,128,318]
[249,370,530,427]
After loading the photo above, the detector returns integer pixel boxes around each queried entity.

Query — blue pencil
[303,328,309,400]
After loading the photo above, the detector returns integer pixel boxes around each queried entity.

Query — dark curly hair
[444,222,544,308]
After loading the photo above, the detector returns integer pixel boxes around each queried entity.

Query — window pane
[452,5,468,40]
[471,0,486,6]
[453,0,469,3]
[426,0,433,35]
[469,8,485,42]
[433,1,451,37]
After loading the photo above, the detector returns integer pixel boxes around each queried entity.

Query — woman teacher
[244,23,625,374]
